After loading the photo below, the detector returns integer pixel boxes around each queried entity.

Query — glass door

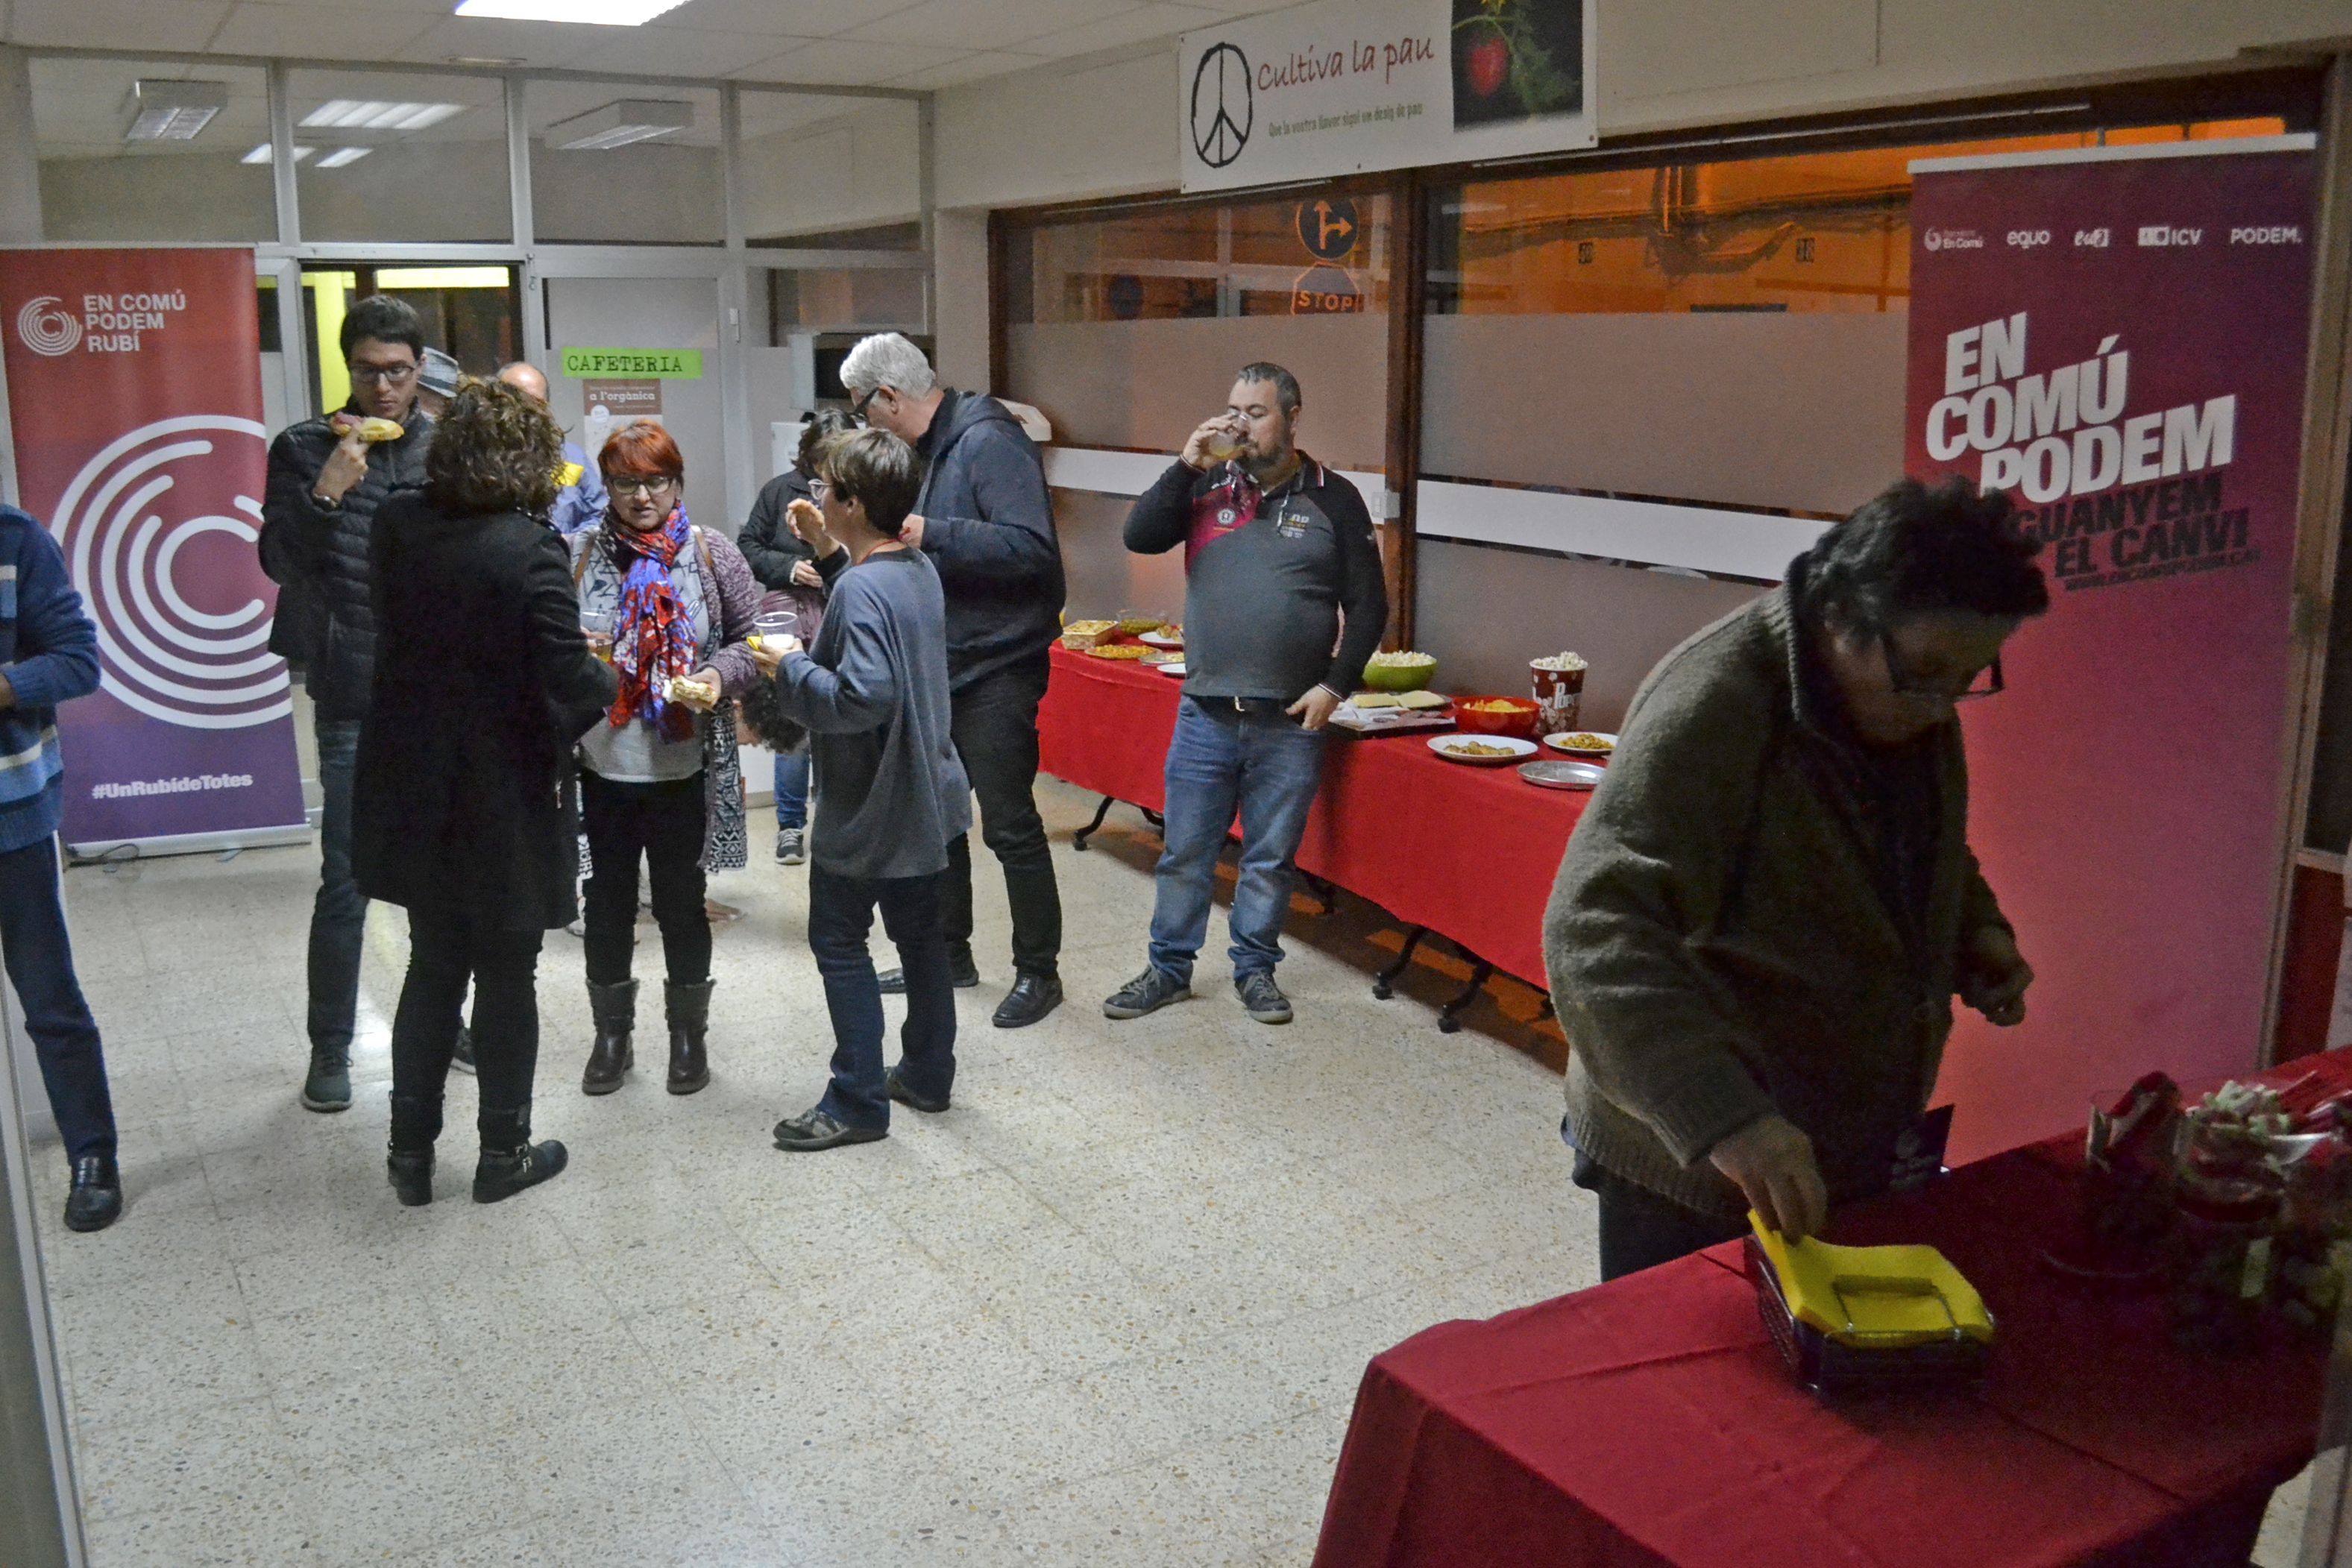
[538,274,726,520]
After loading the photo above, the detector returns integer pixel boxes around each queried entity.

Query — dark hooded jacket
[912,390,1064,692]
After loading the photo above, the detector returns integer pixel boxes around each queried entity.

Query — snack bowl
[1361,652,1438,693]
[1453,695,1542,739]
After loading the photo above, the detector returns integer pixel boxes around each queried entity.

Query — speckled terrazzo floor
[19,771,2318,1567]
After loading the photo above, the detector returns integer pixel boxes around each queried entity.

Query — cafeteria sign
[1178,0,1596,194]
[560,347,702,379]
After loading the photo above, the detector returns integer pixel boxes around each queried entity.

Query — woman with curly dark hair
[352,377,617,1206]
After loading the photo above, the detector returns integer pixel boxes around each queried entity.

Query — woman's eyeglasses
[807,477,829,502]
[609,475,677,499]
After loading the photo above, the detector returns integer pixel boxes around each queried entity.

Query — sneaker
[1102,967,1191,1021]
[450,1026,477,1076]
[301,1048,352,1112]
[880,947,980,994]
[1236,971,1293,1025]
[776,828,806,866]
[773,1106,887,1152]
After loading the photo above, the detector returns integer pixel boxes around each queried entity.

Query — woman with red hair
[567,423,760,1098]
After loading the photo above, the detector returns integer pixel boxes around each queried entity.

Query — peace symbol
[1191,42,1253,169]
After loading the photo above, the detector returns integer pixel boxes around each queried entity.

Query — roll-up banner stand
[0,248,306,859]
[1904,136,2318,1162]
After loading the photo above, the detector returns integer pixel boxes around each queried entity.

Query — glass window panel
[770,268,928,333]
[738,92,919,247]
[286,69,509,245]
[29,57,274,242]
[529,81,721,247]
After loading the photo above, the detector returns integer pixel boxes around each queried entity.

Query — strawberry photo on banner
[1453,0,1583,128]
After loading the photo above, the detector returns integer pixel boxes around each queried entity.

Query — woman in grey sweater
[754,428,972,1152]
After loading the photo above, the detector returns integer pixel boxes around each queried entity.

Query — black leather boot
[665,978,714,1095]
[474,1109,567,1204]
[63,1155,122,1232]
[582,979,637,1095]
[386,1092,440,1206]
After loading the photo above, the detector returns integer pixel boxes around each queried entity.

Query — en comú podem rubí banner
[0,248,306,855]
[1902,136,2317,1161]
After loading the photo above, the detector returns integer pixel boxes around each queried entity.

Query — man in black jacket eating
[840,333,1067,1030]
[259,294,434,1113]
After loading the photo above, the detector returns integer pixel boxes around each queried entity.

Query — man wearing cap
[496,361,606,536]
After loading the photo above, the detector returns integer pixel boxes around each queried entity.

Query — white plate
[1155,661,1186,678]
[1138,631,1183,649]
[1428,734,1537,765]
[1543,730,1619,758]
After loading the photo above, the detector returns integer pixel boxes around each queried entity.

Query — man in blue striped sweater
[0,503,122,1231]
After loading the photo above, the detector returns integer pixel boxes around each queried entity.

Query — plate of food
[1155,660,1186,679]
[1140,648,1183,665]
[1138,628,1183,649]
[1519,759,1606,791]
[1544,730,1617,758]
[1429,734,1536,766]
[1087,643,1154,661]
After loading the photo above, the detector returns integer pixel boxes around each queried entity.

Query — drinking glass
[581,608,616,664]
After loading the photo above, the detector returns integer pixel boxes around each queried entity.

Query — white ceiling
[1,0,1307,92]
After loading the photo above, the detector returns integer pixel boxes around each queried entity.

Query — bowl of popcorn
[1360,649,1438,693]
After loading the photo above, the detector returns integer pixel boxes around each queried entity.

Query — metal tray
[1519,759,1606,791]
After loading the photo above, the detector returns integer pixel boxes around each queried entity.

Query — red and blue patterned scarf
[605,503,699,743]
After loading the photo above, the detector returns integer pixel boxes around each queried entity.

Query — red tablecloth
[1312,1049,2352,1568]
[1037,645,1587,987]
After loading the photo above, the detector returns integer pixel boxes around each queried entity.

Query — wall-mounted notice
[1179,0,1596,193]
[581,378,662,421]
[559,347,702,379]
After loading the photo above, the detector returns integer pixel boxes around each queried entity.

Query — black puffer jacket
[260,406,433,720]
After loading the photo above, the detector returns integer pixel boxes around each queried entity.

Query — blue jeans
[307,716,367,1055]
[0,837,116,1163]
[1147,697,1328,986]
[773,746,809,831]
[808,866,955,1130]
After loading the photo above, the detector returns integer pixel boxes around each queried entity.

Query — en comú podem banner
[1902,136,2317,1162]
[0,248,306,855]
[1179,0,1597,193]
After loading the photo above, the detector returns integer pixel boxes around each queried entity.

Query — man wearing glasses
[260,295,435,1114]
[1543,477,2046,1279]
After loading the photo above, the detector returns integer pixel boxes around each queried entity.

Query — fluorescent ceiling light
[242,142,315,165]
[299,99,463,132]
[454,0,691,22]
[124,79,228,142]
[548,98,692,151]
[315,147,374,169]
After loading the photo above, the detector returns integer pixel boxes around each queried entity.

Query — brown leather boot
[582,979,637,1095]
[665,978,714,1095]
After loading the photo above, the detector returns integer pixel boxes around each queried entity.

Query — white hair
[840,333,936,399]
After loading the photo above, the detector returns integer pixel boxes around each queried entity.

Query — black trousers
[389,907,545,1153]
[941,658,1062,978]
[0,837,115,1164]
[1574,1150,1747,1281]
[581,769,710,987]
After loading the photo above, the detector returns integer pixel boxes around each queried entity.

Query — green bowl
[1360,656,1436,693]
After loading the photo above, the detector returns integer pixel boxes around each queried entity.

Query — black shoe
[450,1026,477,1077]
[993,972,1063,1030]
[63,1156,122,1233]
[1236,971,1294,1025]
[773,1107,887,1152]
[664,978,714,1095]
[1103,967,1191,1021]
[300,1048,351,1112]
[386,1148,433,1207]
[879,947,979,994]
[472,1140,568,1204]
[884,1068,950,1115]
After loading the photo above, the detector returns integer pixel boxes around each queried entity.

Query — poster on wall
[1179,0,1597,193]
[1903,136,2317,1161]
[0,248,306,854]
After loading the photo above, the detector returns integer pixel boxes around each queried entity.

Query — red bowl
[1452,696,1541,739]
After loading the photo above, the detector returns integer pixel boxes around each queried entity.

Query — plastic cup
[582,609,615,664]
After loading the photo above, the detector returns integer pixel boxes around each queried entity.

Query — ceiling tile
[658,0,924,36]
[567,24,815,77]
[392,15,611,69]
[1013,1,1224,59]
[210,3,438,60]
[9,0,231,52]
[846,0,1136,52]
[736,36,970,86]
[884,50,1051,89]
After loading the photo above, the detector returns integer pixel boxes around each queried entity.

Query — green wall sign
[559,347,702,379]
